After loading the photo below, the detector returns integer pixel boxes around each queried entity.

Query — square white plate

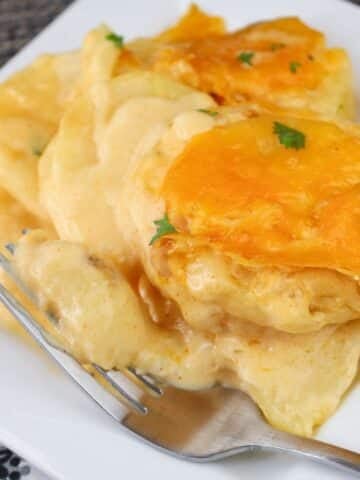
[0,1,359,479]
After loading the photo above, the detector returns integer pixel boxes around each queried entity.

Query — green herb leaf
[197,109,218,117]
[106,32,124,48]
[270,43,286,51]
[273,122,306,150]
[289,61,301,73]
[149,214,177,245]
[237,51,254,66]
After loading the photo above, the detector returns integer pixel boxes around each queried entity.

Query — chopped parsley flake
[237,51,254,66]
[197,109,218,117]
[105,32,124,48]
[273,122,306,150]
[149,214,177,245]
[289,61,301,73]
[270,43,286,51]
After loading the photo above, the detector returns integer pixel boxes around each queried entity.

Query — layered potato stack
[0,5,359,437]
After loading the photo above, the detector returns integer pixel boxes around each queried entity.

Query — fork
[0,248,359,477]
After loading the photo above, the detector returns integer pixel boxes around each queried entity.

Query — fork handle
[259,427,360,475]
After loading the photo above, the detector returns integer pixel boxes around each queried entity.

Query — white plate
[0,1,359,479]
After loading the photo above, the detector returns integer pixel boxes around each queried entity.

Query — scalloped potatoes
[128,5,355,119]
[0,8,359,440]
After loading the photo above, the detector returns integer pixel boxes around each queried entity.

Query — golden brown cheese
[128,6,354,119]
[161,115,360,274]
[155,4,226,42]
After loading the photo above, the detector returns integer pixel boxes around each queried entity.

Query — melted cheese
[129,6,354,119]
[161,116,360,274]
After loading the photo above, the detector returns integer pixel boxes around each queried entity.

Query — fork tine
[5,243,15,255]
[126,367,163,396]
[0,281,128,422]
[0,252,149,415]
[0,252,39,304]
[1,250,158,400]
[0,249,155,415]
[0,252,14,274]
[93,365,148,415]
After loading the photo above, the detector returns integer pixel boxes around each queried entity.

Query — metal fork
[0,249,359,477]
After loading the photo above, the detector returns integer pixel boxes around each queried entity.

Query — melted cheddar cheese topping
[162,116,360,274]
[129,6,354,118]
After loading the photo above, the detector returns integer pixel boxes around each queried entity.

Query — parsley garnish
[149,214,177,245]
[237,52,254,66]
[289,61,301,73]
[270,43,286,51]
[106,32,124,48]
[273,122,306,150]
[197,109,218,117]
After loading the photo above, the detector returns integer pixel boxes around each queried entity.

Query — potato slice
[0,52,80,217]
